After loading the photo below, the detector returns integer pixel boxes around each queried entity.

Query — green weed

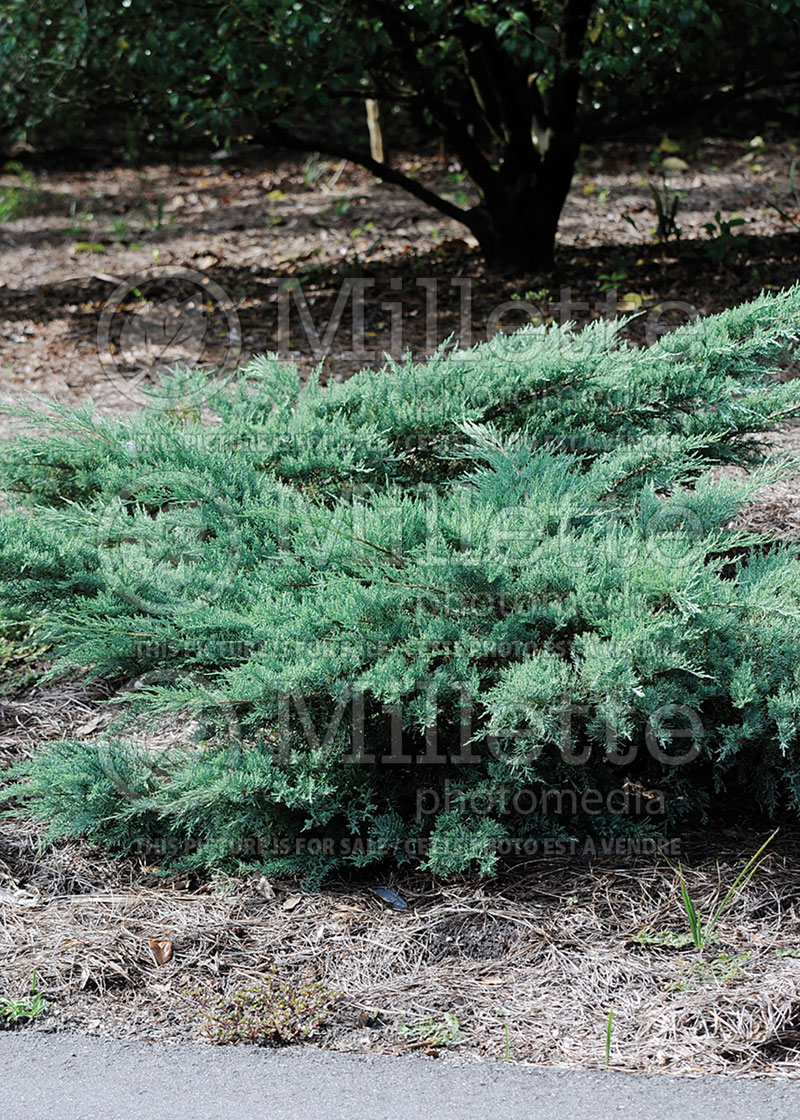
[702,210,746,265]
[0,162,40,220]
[397,1012,462,1048]
[665,831,777,951]
[632,929,696,950]
[196,977,337,1045]
[666,952,753,991]
[0,972,49,1026]
[650,178,683,242]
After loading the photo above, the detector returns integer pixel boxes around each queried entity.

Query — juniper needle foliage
[3,289,800,879]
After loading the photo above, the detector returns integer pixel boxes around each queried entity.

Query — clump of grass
[666,830,778,951]
[196,976,338,1045]
[649,176,683,241]
[0,972,49,1027]
[605,1009,613,1068]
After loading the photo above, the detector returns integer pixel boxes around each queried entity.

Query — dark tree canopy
[3,0,799,270]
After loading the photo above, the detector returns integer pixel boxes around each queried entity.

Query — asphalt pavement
[2,1032,799,1120]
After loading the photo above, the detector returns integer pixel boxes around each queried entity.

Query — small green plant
[196,976,337,1045]
[302,152,326,188]
[397,1012,462,1047]
[0,162,40,220]
[605,1009,613,1068]
[66,204,102,242]
[265,188,286,229]
[0,972,49,1026]
[510,287,550,304]
[632,929,695,950]
[649,178,683,242]
[702,210,746,265]
[666,952,753,991]
[109,217,132,243]
[349,220,375,239]
[666,831,778,951]
[136,181,174,232]
[509,287,551,324]
[598,267,628,292]
[447,169,470,208]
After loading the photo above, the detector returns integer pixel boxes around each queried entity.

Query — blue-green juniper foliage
[3,288,800,880]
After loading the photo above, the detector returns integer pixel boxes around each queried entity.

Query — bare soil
[1,135,799,420]
[2,135,800,1074]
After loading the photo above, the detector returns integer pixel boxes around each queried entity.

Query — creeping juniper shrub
[3,289,800,880]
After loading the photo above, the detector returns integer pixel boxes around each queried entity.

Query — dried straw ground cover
[3,810,800,1076]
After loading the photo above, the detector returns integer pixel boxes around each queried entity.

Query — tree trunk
[468,136,578,275]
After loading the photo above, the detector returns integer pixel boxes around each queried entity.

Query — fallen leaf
[281,893,304,911]
[190,252,220,271]
[72,241,107,254]
[0,886,39,908]
[148,938,174,966]
[661,157,689,173]
[658,136,681,154]
[75,713,108,737]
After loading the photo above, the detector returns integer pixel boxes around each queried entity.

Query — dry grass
[2,812,800,1078]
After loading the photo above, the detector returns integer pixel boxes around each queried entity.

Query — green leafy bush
[3,289,800,880]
